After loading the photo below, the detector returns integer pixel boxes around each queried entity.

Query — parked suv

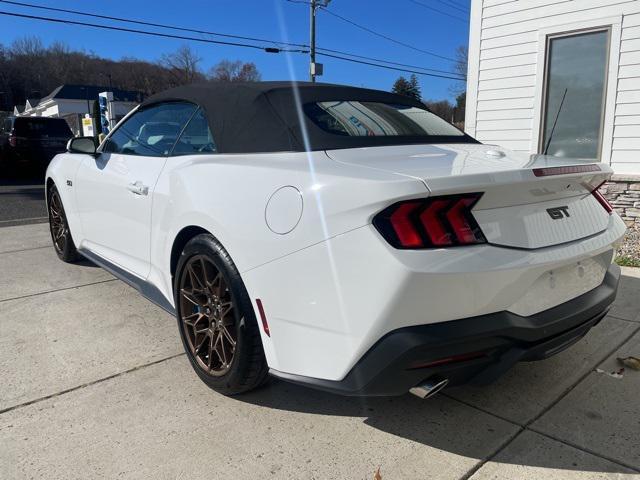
[0,116,73,174]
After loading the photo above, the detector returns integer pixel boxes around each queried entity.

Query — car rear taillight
[373,193,486,249]
[592,182,613,214]
[8,133,17,147]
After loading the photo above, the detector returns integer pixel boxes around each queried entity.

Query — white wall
[33,99,137,122]
[466,0,640,175]
[40,104,60,117]
[56,99,93,116]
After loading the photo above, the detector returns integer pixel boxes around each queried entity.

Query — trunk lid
[326,143,613,249]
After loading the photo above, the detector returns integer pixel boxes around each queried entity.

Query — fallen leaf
[617,356,640,371]
[374,466,382,480]
[595,368,624,379]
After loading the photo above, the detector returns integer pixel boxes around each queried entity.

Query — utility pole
[309,0,330,82]
[309,0,317,82]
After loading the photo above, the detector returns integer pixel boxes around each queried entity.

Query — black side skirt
[79,248,176,316]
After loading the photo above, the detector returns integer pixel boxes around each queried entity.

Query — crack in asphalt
[0,279,118,304]
[0,217,48,227]
[455,321,640,478]
[0,245,50,256]
[0,353,186,416]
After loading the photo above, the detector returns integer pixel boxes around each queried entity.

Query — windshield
[305,101,465,138]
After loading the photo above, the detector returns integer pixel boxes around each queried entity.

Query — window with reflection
[305,101,465,137]
[171,108,217,155]
[102,102,197,157]
[541,30,609,159]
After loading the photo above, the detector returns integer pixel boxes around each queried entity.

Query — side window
[171,108,217,156]
[103,102,197,157]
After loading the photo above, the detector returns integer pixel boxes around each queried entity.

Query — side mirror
[67,136,97,155]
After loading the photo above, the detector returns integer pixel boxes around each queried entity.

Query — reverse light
[592,182,613,214]
[373,193,486,249]
[8,133,16,147]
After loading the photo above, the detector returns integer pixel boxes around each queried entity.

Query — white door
[74,102,198,278]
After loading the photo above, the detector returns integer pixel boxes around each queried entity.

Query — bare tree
[424,100,455,122]
[160,45,204,86]
[11,36,44,56]
[208,60,261,82]
[449,45,468,96]
[0,36,267,112]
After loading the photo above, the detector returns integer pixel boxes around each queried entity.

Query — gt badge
[547,206,570,219]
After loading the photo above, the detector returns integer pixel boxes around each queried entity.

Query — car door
[74,101,197,278]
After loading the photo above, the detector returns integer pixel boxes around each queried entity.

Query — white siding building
[465,0,640,223]
[22,86,139,117]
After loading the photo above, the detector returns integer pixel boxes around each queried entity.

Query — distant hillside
[0,37,260,111]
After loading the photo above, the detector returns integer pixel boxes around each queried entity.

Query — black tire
[174,233,268,395]
[48,184,80,263]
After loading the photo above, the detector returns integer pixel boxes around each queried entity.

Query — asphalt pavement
[0,177,47,227]
[0,223,639,479]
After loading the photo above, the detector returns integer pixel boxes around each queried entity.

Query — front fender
[45,153,86,243]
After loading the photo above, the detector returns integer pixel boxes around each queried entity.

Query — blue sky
[0,0,470,100]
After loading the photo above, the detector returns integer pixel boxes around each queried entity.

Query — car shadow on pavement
[233,378,629,474]
[0,186,45,200]
[77,258,101,268]
[0,173,45,186]
[234,272,640,475]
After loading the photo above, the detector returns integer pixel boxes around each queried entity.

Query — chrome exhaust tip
[409,377,449,399]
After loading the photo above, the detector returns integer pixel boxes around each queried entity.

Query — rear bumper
[271,263,620,396]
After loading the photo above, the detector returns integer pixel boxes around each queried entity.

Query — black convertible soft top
[142,81,475,154]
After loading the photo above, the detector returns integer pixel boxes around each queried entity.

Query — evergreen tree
[454,91,466,124]
[392,76,410,97]
[407,74,421,100]
[391,74,421,101]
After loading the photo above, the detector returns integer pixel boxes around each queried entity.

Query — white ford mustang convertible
[46,82,626,398]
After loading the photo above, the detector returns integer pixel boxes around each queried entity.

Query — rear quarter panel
[148,151,427,306]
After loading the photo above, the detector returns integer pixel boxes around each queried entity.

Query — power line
[319,7,458,63]
[317,47,465,78]
[0,5,466,81]
[409,0,468,22]
[442,0,471,10]
[4,0,463,78]
[316,52,465,80]
[0,10,308,53]
[433,0,470,14]
[0,0,308,49]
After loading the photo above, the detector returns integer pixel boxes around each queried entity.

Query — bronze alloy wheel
[179,255,238,376]
[49,189,67,254]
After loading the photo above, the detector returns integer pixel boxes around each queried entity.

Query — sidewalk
[0,223,638,479]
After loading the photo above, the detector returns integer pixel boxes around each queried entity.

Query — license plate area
[507,251,611,317]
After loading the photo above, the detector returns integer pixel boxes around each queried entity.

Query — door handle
[127,181,149,196]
